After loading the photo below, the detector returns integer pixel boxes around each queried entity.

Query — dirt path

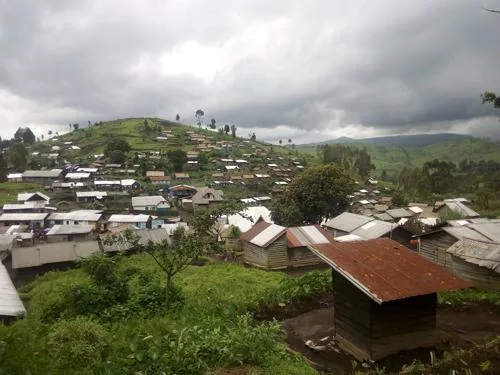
[280,302,500,374]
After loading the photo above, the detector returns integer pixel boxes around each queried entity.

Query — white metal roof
[48,210,103,222]
[94,180,121,185]
[66,172,91,179]
[323,212,374,232]
[333,234,364,242]
[77,167,99,173]
[227,206,273,233]
[108,214,151,223]
[132,196,167,207]
[0,262,26,316]
[0,213,48,221]
[7,173,23,179]
[17,192,50,202]
[351,220,398,240]
[76,191,108,198]
[46,224,93,236]
[250,224,286,247]
[3,202,46,211]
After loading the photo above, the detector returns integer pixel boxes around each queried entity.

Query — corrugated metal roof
[192,187,224,205]
[48,210,103,222]
[65,172,91,179]
[0,234,15,251]
[351,220,398,240]
[108,214,151,223]
[132,195,167,207]
[240,220,271,242]
[0,213,48,221]
[309,238,470,304]
[443,200,480,218]
[443,227,490,241]
[386,208,414,219]
[227,206,273,233]
[22,169,62,178]
[17,192,50,202]
[323,212,374,232]
[76,191,108,198]
[408,206,424,214]
[374,213,393,221]
[250,224,287,247]
[101,228,171,252]
[467,223,500,242]
[46,224,93,236]
[287,225,334,248]
[334,234,364,242]
[0,262,25,316]
[3,202,46,210]
[447,238,500,273]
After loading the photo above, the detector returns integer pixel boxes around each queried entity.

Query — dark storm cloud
[0,0,499,139]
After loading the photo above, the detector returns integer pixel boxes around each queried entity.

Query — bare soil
[275,301,500,374]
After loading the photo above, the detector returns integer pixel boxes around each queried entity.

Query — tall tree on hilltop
[271,164,355,226]
[482,91,500,118]
[22,127,36,144]
[0,152,8,182]
[230,124,237,138]
[279,139,283,145]
[210,118,216,129]
[7,143,28,171]
[224,124,230,135]
[73,123,79,131]
[176,114,180,121]
[195,109,204,128]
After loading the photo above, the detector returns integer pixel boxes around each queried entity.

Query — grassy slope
[11,255,316,375]
[0,182,46,205]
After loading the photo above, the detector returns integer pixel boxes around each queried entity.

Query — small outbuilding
[309,238,470,360]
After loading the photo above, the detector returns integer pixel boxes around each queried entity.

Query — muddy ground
[278,301,500,374]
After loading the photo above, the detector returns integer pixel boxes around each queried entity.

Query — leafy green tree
[0,152,8,182]
[279,139,282,145]
[14,127,36,144]
[195,109,204,127]
[176,114,180,121]
[7,142,28,171]
[271,164,355,226]
[198,152,209,167]
[109,150,127,164]
[224,124,230,135]
[230,124,237,138]
[72,123,79,131]
[210,118,216,129]
[391,191,408,207]
[251,132,256,141]
[167,149,187,172]
[104,138,131,157]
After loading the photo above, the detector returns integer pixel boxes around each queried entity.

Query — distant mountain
[306,133,475,148]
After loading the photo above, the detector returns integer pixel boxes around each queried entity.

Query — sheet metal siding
[310,238,470,303]
[446,254,500,290]
[419,232,457,266]
[0,262,25,316]
[12,241,101,269]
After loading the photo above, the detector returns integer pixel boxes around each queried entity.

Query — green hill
[297,135,500,177]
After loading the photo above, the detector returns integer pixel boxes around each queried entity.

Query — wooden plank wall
[288,247,323,268]
[333,272,372,355]
[267,236,288,269]
[242,242,268,268]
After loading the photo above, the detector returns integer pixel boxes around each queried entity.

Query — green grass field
[0,182,45,205]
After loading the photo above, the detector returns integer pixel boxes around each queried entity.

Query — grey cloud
[0,0,499,140]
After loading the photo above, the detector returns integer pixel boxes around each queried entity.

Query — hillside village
[0,120,500,374]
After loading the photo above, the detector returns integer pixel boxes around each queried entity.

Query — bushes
[48,317,109,371]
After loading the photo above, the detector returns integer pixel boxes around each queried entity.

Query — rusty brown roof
[309,238,470,304]
[240,220,271,242]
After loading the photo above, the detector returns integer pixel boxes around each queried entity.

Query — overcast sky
[1,0,500,144]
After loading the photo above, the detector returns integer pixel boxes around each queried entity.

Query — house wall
[383,227,412,246]
[446,254,500,290]
[46,232,93,243]
[334,271,439,361]
[334,271,372,360]
[243,235,288,269]
[288,246,323,268]
[369,293,438,360]
[419,232,457,266]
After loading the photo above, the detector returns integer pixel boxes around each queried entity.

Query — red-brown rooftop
[309,238,470,304]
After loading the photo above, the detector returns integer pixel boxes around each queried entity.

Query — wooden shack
[309,238,470,360]
[240,221,288,269]
[286,225,333,268]
[446,238,500,290]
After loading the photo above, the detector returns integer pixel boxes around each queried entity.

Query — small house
[132,195,170,213]
[308,238,470,360]
[121,179,140,190]
[192,187,224,212]
[0,213,48,228]
[322,212,374,237]
[17,192,50,204]
[7,173,23,183]
[47,210,103,227]
[94,180,122,190]
[149,176,171,185]
[146,171,164,178]
[107,214,152,229]
[433,199,480,218]
[286,225,334,268]
[174,173,190,181]
[445,238,500,290]
[65,172,91,181]
[168,184,197,199]
[76,191,108,203]
[22,169,62,183]
[3,201,47,214]
[46,224,95,243]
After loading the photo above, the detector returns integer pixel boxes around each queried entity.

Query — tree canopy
[167,149,187,172]
[104,138,131,157]
[14,127,36,144]
[7,142,28,171]
[318,144,375,179]
[271,164,354,226]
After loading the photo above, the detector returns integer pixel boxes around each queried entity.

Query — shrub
[48,317,108,371]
